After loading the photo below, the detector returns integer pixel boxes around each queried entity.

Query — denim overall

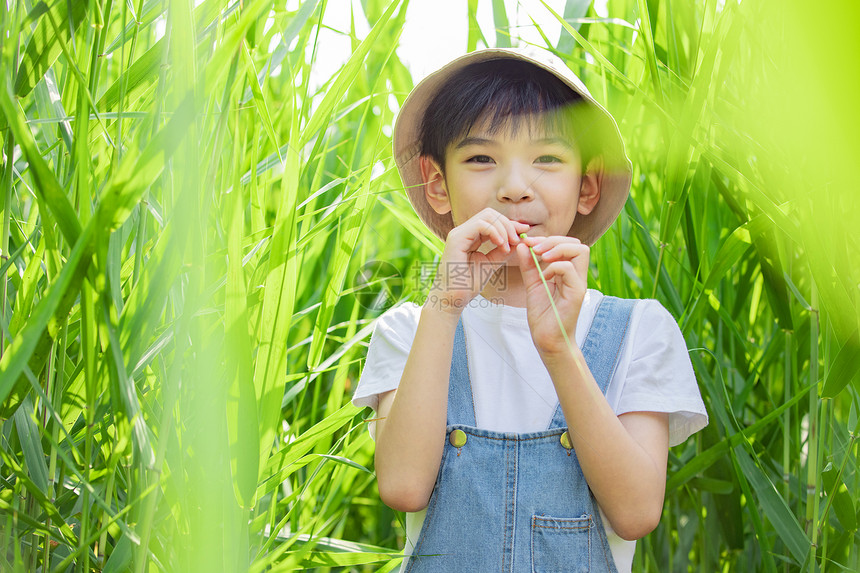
[404,296,633,573]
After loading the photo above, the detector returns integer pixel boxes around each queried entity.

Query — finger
[519,234,546,248]
[480,211,520,253]
[463,217,509,253]
[539,261,581,289]
[534,242,589,261]
[496,216,519,250]
[511,220,531,238]
[529,236,581,255]
[486,210,524,248]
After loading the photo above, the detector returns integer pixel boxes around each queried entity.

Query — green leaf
[0,81,82,246]
[307,182,373,369]
[102,302,155,467]
[33,68,72,152]
[225,118,260,509]
[102,532,134,573]
[666,380,816,493]
[821,328,860,398]
[540,0,634,90]
[556,0,591,52]
[286,550,402,568]
[832,486,857,532]
[8,238,46,338]
[241,41,281,162]
[0,447,78,546]
[96,41,164,113]
[315,453,372,474]
[12,397,49,495]
[95,94,197,232]
[467,0,485,51]
[14,0,88,98]
[688,476,734,495]
[300,0,402,147]
[253,110,302,472]
[0,224,94,406]
[491,0,511,47]
[733,445,811,564]
[259,404,359,496]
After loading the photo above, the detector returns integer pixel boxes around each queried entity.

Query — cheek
[545,176,581,205]
[447,176,491,220]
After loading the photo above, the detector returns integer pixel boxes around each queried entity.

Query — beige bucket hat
[393,47,632,246]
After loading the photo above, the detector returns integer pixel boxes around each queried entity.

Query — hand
[427,208,530,315]
[516,235,590,356]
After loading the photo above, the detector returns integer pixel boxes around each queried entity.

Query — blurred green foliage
[0,0,857,571]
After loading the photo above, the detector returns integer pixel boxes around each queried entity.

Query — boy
[353,48,708,572]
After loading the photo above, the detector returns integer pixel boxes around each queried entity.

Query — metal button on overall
[560,431,573,450]
[449,429,467,448]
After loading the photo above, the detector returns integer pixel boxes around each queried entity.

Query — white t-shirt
[353,289,708,573]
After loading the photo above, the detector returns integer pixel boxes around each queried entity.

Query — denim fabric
[404,297,634,573]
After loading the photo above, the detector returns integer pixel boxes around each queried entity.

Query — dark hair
[419,59,588,172]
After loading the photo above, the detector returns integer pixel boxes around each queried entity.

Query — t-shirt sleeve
[352,302,422,413]
[615,300,709,447]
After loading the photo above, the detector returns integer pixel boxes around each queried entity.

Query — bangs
[466,104,583,143]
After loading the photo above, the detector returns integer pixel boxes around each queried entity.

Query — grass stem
[520,233,586,378]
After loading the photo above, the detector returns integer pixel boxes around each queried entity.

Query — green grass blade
[0,84,81,246]
[734,444,811,564]
[241,41,281,163]
[821,329,860,398]
[8,238,45,338]
[95,95,196,232]
[666,380,816,493]
[491,0,511,47]
[0,448,77,546]
[307,178,373,369]
[96,41,164,113]
[225,113,259,509]
[13,0,88,98]
[0,223,93,406]
[12,398,49,495]
[300,0,402,146]
[259,404,358,497]
[252,118,301,471]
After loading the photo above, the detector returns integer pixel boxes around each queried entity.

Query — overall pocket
[531,514,592,573]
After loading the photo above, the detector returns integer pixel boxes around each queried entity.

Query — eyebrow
[453,135,574,150]
[454,136,497,149]
[534,137,575,149]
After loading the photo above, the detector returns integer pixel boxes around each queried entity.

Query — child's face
[426,116,596,259]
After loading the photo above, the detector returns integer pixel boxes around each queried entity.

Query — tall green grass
[0,0,858,571]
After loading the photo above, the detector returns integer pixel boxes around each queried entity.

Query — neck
[480,265,528,307]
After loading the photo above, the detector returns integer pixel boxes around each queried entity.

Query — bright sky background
[303,0,609,87]
[155,2,614,98]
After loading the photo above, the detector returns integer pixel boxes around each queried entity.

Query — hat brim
[393,47,632,247]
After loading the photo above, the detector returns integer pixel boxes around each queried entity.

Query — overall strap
[547,296,636,430]
[447,318,477,426]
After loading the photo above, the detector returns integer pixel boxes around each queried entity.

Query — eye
[536,155,562,164]
[466,155,494,164]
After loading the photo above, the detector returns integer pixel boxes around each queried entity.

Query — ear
[419,155,452,215]
[578,156,603,216]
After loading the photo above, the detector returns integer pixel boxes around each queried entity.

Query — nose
[497,161,534,203]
